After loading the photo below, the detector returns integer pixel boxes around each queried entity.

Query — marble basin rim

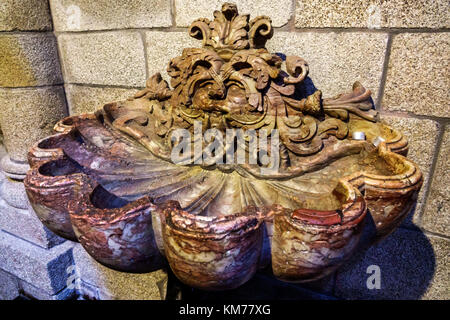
[21,3,424,291]
[22,114,423,290]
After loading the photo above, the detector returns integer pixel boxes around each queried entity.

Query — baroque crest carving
[24,3,422,291]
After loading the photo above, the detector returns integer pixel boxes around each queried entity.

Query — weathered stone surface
[58,32,146,87]
[295,0,450,29]
[383,33,450,117]
[0,231,75,294]
[0,173,28,209]
[0,0,52,31]
[421,235,450,300]
[0,269,20,300]
[175,0,293,27]
[0,34,63,87]
[335,228,448,299]
[0,155,29,180]
[0,87,67,162]
[0,137,4,157]
[50,0,171,31]
[72,244,167,300]
[381,115,440,225]
[267,32,388,102]
[19,280,75,300]
[0,179,65,249]
[66,85,138,115]
[145,31,198,81]
[422,126,450,237]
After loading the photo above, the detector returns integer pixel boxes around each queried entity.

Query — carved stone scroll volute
[23,3,423,290]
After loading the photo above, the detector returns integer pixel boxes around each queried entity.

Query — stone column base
[0,230,76,300]
[72,243,168,300]
[0,163,66,249]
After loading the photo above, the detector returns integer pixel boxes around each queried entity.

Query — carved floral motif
[23,3,423,291]
[103,3,378,177]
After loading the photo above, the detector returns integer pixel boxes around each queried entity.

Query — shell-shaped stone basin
[24,157,83,241]
[23,113,423,290]
[21,3,424,291]
[69,182,165,273]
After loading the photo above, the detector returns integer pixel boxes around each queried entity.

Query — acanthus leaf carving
[99,3,380,173]
[24,2,423,290]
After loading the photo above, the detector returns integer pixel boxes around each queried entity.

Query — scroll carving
[23,3,423,290]
[100,3,380,174]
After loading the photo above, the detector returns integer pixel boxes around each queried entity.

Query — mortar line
[52,27,184,36]
[0,84,65,90]
[276,25,292,32]
[46,26,450,36]
[423,229,450,241]
[46,0,72,116]
[54,39,71,116]
[63,82,143,90]
[416,123,447,227]
[46,0,54,32]
[285,0,296,32]
[378,110,448,231]
[291,27,450,34]
[0,30,54,35]
[380,110,450,123]
[1,229,66,250]
[171,0,177,28]
[289,0,296,32]
[375,33,393,111]
[139,30,150,81]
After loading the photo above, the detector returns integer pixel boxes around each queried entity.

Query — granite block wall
[0,0,448,300]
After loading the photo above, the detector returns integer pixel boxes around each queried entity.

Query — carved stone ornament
[24,3,422,290]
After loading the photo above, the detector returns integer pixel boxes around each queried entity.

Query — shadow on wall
[275,52,319,101]
[333,208,436,300]
[275,51,377,108]
[48,247,75,299]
